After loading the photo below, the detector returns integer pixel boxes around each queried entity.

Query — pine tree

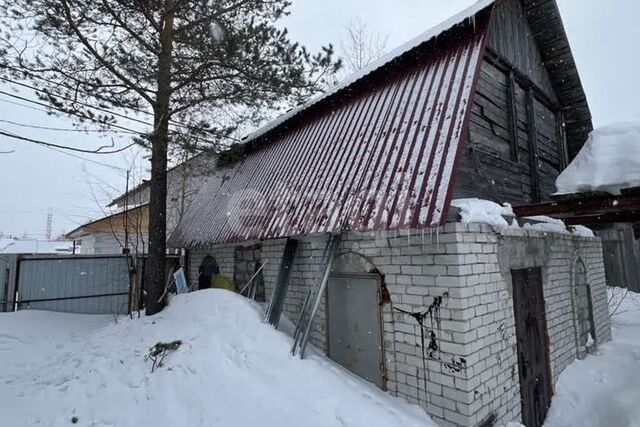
[0,0,340,314]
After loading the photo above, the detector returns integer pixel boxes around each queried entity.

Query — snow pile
[502,287,640,427]
[556,122,640,195]
[451,199,599,238]
[451,198,515,229]
[536,287,640,427]
[451,199,596,238]
[0,289,434,427]
[569,225,596,238]
[522,215,569,234]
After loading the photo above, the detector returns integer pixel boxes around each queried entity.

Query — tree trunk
[145,0,175,316]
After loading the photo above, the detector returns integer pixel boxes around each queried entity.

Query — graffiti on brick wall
[393,292,473,402]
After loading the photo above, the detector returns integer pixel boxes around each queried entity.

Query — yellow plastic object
[209,274,236,292]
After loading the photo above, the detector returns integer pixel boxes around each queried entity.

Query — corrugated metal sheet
[170,10,492,247]
[241,0,496,145]
[16,255,130,314]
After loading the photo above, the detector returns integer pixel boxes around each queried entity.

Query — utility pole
[45,208,52,240]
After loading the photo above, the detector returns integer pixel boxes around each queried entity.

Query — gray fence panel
[16,255,131,315]
[0,255,17,312]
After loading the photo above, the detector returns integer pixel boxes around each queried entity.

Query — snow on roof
[556,122,640,195]
[240,0,495,145]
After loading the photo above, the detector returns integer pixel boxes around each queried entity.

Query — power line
[0,128,137,154]
[0,118,133,134]
[30,143,130,171]
[0,75,153,128]
[0,90,225,149]
[0,89,145,135]
[0,72,236,143]
[0,129,131,171]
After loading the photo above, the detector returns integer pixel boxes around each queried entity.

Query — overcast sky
[0,0,639,238]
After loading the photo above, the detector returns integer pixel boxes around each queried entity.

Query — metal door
[327,273,384,388]
[512,268,553,427]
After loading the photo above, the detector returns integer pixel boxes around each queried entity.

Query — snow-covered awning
[513,123,640,226]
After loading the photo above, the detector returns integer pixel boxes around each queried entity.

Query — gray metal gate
[15,255,131,314]
[327,273,384,388]
[0,255,17,312]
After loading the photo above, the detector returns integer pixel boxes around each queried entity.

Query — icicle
[436,227,440,251]
[407,229,411,246]
[421,228,425,246]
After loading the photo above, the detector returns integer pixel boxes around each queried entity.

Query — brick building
[169,1,611,426]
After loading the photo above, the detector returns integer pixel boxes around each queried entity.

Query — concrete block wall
[446,224,611,427]
[185,222,611,427]
[187,225,481,427]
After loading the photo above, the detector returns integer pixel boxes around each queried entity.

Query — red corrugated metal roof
[170,6,492,247]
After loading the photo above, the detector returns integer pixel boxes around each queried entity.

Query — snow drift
[556,122,640,195]
[451,198,595,237]
[451,198,515,229]
[501,287,640,427]
[0,289,434,427]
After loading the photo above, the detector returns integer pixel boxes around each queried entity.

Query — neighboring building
[108,152,217,235]
[65,204,148,255]
[68,152,217,255]
[0,238,74,254]
[590,223,639,291]
[168,1,610,427]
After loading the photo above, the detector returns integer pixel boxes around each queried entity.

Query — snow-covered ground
[0,289,434,427]
[542,288,640,427]
[2,287,639,427]
[506,287,640,427]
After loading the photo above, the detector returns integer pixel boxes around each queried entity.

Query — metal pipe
[240,261,268,296]
[299,236,339,359]
[290,290,311,355]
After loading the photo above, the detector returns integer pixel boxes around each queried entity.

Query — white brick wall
[186,223,611,427]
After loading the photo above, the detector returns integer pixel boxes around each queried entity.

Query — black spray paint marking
[393,292,463,403]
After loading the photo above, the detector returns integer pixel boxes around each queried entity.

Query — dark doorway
[198,256,219,290]
[327,272,384,389]
[511,267,553,427]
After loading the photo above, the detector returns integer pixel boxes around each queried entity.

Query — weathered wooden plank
[513,193,640,217]
[507,71,520,161]
[487,0,556,99]
[526,87,541,202]
[564,211,640,225]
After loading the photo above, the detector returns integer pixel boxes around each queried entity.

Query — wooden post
[2,267,8,312]
[556,111,569,168]
[507,70,520,162]
[526,88,541,202]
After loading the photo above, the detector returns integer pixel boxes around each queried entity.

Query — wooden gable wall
[453,0,568,205]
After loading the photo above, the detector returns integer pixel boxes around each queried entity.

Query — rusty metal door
[327,273,384,388]
[512,267,553,427]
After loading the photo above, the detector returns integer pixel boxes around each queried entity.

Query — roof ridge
[239,0,495,146]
